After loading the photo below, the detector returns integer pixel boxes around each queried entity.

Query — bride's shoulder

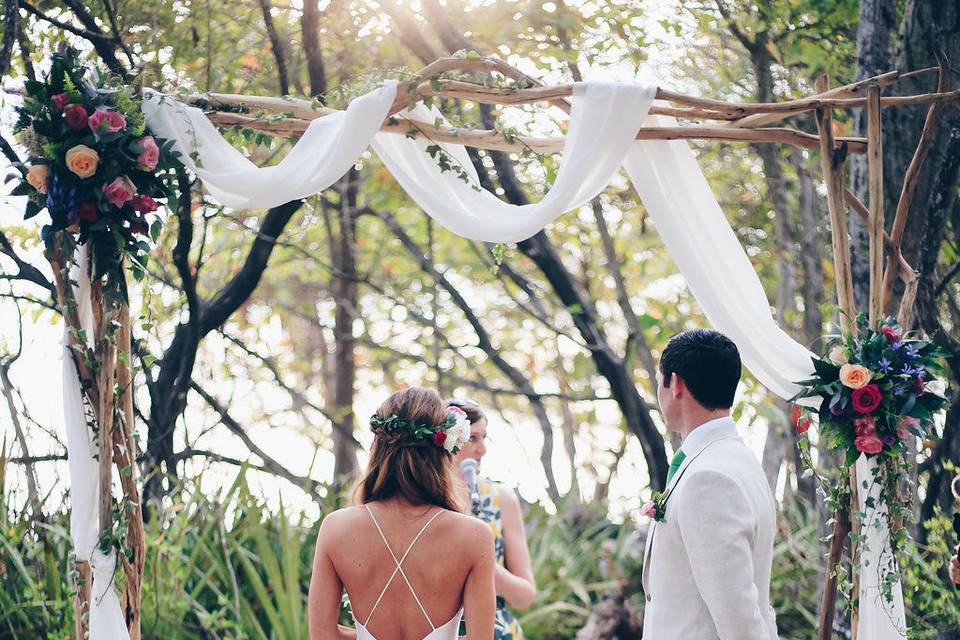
[318,505,366,533]
[443,510,495,544]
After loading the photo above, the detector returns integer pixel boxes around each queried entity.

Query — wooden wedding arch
[71,55,957,639]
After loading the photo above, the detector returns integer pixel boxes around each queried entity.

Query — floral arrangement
[791,315,947,466]
[11,48,179,302]
[790,314,948,607]
[369,406,471,454]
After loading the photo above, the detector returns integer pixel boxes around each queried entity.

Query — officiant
[448,398,537,639]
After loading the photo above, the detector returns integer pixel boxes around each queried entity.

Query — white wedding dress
[353,506,464,640]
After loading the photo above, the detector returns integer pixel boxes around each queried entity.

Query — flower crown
[369,406,471,454]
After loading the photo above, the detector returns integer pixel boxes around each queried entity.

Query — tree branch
[201,199,303,333]
[375,208,564,500]
[190,381,324,496]
[0,231,55,297]
[218,329,359,444]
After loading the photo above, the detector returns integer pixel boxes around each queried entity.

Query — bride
[308,387,496,640]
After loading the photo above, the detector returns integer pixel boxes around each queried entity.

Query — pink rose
[854,433,884,455]
[448,406,467,418]
[135,136,160,171]
[131,194,159,214]
[52,93,70,112]
[103,176,136,208]
[853,416,876,437]
[108,110,126,131]
[88,108,125,134]
[64,104,88,130]
[640,500,657,518]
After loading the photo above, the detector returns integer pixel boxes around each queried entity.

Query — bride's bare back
[309,498,495,640]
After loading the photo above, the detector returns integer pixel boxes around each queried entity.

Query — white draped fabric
[856,455,907,638]
[622,114,817,402]
[62,245,131,640]
[141,83,398,209]
[44,78,899,638]
[372,83,657,243]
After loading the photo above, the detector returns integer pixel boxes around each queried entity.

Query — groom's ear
[670,373,687,398]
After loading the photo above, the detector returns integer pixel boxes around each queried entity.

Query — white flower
[443,412,471,454]
[829,345,849,366]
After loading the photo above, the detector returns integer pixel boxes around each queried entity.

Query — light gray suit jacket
[641,418,778,639]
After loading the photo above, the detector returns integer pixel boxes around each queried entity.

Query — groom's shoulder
[687,440,766,488]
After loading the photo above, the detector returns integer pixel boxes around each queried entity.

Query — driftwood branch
[204,109,869,154]
[880,62,950,315]
[814,76,857,335]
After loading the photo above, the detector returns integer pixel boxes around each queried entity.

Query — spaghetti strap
[362,505,446,629]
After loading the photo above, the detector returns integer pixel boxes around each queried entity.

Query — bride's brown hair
[355,387,465,512]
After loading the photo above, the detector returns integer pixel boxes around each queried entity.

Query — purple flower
[830,402,844,417]
[900,364,920,377]
[903,344,920,361]
[882,434,896,446]
[878,357,892,374]
[892,383,909,396]
[891,339,904,351]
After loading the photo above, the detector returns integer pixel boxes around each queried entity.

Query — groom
[642,329,778,639]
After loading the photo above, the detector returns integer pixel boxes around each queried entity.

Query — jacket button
[646,593,652,602]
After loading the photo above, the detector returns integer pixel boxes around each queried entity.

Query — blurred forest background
[0,0,959,637]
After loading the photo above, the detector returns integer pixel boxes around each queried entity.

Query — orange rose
[839,363,872,389]
[65,144,99,179]
[26,164,48,193]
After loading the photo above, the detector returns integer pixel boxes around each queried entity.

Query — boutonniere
[640,491,669,522]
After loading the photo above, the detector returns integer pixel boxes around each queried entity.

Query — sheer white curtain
[372,83,657,242]
[141,82,397,209]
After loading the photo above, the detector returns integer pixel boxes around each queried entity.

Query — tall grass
[1,472,957,639]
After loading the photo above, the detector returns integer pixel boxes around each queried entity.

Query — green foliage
[4,485,958,639]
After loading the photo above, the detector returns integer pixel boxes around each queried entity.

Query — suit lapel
[641,419,740,596]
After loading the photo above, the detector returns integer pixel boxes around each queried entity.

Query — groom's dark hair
[660,329,741,409]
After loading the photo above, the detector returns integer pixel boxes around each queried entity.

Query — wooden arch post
[48,238,145,640]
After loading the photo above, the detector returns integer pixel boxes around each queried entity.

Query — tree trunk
[749,42,798,497]
[850,0,898,312]
[889,0,960,539]
[330,172,360,481]
[143,199,303,512]
[300,0,326,100]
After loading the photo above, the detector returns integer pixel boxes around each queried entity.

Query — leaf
[812,357,840,382]
[845,447,860,467]
[23,200,42,220]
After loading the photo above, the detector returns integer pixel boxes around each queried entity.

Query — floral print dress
[459,478,525,639]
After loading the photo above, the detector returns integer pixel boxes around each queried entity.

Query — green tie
[666,449,686,484]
